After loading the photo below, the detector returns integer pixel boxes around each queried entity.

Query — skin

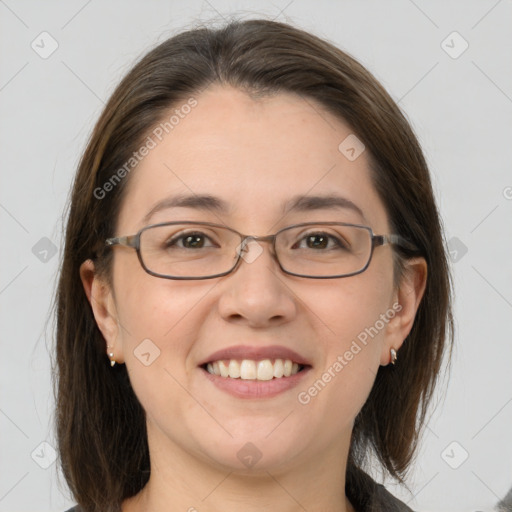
[80,85,426,512]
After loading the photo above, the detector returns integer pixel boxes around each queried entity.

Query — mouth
[198,345,312,399]
[201,358,308,381]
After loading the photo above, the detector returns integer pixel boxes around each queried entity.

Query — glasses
[105,221,418,280]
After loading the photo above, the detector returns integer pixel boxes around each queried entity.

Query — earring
[107,345,116,367]
[390,348,397,365]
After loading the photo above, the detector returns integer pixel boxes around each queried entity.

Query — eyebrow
[142,193,366,224]
[284,194,366,221]
[142,194,229,224]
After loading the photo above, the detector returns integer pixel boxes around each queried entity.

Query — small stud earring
[390,348,397,365]
[107,345,116,367]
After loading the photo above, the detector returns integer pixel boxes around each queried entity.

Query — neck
[123,422,356,512]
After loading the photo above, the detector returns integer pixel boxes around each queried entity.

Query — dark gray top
[64,470,413,511]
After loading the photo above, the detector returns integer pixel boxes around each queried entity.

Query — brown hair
[54,18,453,511]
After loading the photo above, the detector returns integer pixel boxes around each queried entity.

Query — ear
[380,257,427,366]
[80,259,125,364]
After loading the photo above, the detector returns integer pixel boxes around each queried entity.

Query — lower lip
[200,366,311,399]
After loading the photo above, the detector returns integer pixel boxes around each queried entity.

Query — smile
[204,358,305,380]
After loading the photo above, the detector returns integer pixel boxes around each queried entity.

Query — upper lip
[199,345,312,367]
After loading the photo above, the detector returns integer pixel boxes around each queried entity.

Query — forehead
[116,85,388,233]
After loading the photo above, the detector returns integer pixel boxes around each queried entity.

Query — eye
[166,231,217,249]
[295,232,346,250]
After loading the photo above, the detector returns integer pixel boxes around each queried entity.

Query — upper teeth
[206,359,301,380]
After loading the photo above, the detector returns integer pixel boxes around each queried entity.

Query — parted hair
[54,18,453,512]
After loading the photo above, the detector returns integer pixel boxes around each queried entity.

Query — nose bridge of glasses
[241,232,275,244]
[238,233,276,252]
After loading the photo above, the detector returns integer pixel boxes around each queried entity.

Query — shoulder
[346,467,414,512]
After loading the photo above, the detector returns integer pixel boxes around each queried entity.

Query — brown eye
[165,232,214,249]
[306,234,329,249]
[182,234,205,248]
[294,232,345,250]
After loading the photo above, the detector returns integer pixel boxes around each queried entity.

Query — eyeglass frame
[105,220,419,280]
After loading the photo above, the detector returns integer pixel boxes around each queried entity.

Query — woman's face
[83,85,420,475]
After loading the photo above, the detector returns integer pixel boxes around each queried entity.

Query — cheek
[295,267,393,416]
[112,273,214,423]
[296,262,394,347]
[112,255,214,367]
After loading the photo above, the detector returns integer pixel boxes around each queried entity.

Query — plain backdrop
[1,1,511,511]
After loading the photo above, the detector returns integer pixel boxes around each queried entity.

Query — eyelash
[165,230,220,248]
[293,232,347,250]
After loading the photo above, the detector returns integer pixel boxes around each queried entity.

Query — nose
[217,239,298,328]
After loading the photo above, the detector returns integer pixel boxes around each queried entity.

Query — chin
[195,431,307,474]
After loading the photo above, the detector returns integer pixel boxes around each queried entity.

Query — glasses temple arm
[373,234,419,252]
[105,235,138,248]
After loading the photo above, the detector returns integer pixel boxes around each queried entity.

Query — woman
[55,18,453,512]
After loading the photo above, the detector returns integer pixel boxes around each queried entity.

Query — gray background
[1,1,511,511]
